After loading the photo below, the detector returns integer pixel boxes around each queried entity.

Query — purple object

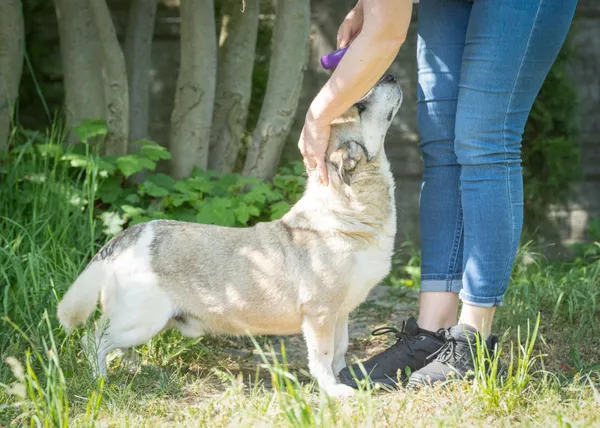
[320,46,349,70]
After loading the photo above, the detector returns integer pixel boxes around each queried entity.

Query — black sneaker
[338,317,445,389]
[408,323,499,388]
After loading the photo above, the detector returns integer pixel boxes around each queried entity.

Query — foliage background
[11,0,583,240]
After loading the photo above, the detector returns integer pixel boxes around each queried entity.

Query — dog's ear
[329,140,366,186]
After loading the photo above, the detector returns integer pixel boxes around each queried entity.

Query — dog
[57,75,403,398]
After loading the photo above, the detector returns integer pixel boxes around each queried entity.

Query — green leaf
[170,208,197,223]
[169,180,200,207]
[168,193,193,208]
[236,211,250,225]
[61,153,89,168]
[98,157,117,175]
[72,119,108,142]
[217,173,243,192]
[148,173,176,190]
[129,215,151,226]
[292,162,305,176]
[97,176,123,204]
[213,197,233,209]
[121,205,146,219]
[195,208,219,225]
[273,175,306,190]
[234,202,260,225]
[139,157,157,171]
[139,141,172,161]
[186,176,214,194]
[116,155,156,178]
[173,180,193,194]
[196,198,235,226]
[149,210,170,220]
[270,201,290,220]
[125,193,140,204]
[141,180,170,198]
[245,182,281,204]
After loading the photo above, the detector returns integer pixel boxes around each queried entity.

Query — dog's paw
[324,383,356,399]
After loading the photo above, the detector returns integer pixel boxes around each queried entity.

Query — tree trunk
[208,0,259,173]
[89,0,129,157]
[243,0,310,181]
[170,0,217,179]
[0,0,25,151]
[54,0,105,140]
[125,0,158,147]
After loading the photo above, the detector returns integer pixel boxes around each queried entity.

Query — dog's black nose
[382,74,396,83]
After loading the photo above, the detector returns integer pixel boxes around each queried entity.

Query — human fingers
[316,156,329,186]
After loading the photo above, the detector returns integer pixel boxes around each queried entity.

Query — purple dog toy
[320,46,349,70]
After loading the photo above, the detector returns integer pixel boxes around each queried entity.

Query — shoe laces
[370,321,417,355]
[426,329,466,364]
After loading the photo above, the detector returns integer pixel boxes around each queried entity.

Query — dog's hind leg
[96,337,118,377]
[81,316,119,379]
[332,313,349,376]
[87,279,175,377]
[104,299,173,355]
[302,314,355,398]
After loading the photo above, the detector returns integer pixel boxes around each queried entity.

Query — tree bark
[54,0,105,140]
[0,0,25,151]
[170,0,217,179]
[243,0,310,181]
[89,0,129,157]
[125,0,158,146]
[209,0,259,173]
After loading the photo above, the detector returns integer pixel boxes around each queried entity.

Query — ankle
[459,303,496,339]
[417,291,459,332]
[416,317,456,333]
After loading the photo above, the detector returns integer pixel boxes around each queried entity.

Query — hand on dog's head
[328,140,367,186]
[316,76,403,189]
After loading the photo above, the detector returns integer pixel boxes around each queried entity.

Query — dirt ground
[211,285,419,378]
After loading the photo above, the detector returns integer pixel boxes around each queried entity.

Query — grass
[1,134,600,426]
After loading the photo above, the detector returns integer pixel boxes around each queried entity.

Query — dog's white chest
[340,239,394,313]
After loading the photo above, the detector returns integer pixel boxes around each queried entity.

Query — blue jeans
[417,0,577,307]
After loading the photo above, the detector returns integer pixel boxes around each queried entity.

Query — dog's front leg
[302,314,355,398]
[332,313,349,376]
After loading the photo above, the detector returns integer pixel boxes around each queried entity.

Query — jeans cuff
[459,290,504,308]
[421,275,462,294]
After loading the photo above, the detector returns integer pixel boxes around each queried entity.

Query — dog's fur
[57,77,403,397]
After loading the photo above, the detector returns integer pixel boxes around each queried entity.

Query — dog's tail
[57,261,107,330]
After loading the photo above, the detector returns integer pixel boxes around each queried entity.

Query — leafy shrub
[1,120,307,241]
[522,42,581,229]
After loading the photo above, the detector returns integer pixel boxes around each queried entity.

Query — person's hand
[298,112,330,186]
[337,0,364,48]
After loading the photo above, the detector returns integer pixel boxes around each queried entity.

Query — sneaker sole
[339,372,403,391]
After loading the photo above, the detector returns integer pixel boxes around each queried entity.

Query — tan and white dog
[57,75,403,397]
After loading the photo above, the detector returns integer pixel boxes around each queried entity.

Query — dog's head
[327,75,402,186]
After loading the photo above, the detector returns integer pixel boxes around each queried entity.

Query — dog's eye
[356,102,366,114]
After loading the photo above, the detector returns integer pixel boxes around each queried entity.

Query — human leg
[453,0,577,329]
[416,0,472,331]
[410,0,577,386]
